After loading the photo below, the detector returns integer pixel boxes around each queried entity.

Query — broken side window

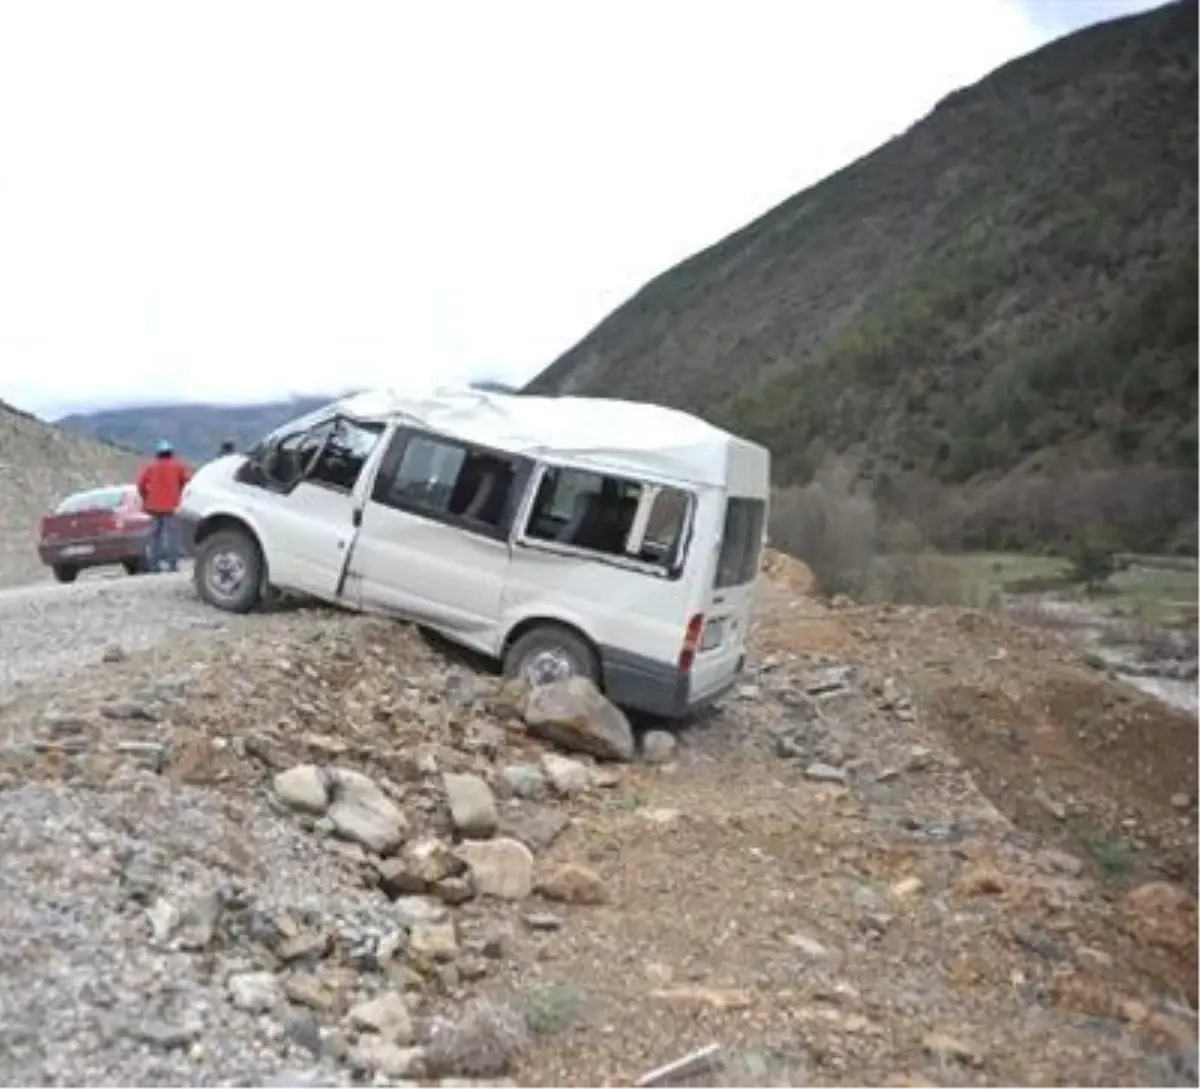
[374,433,519,531]
[261,420,336,491]
[524,466,692,572]
[305,418,384,492]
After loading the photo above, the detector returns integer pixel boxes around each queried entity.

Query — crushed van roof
[289,386,765,486]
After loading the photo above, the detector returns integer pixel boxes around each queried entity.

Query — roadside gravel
[0,568,232,694]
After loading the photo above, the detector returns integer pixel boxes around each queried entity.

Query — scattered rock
[405,837,467,886]
[523,677,634,762]
[436,875,475,905]
[175,890,223,951]
[227,970,282,1013]
[522,912,564,932]
[1035,848,1085,877]
[1171,792,1192,810]
[540,752,591,795]
[443,773,499,839]
[499,806,569,852]
[641,730,677,764]
[273,764,330,814]
[263,1067,326,1087]
[326,766,409,856]
[785,932,832,959]
[145,896,179,945]
[116,740,167,772]
[132,1019,201,1050]
[393,895,451,927]
[499,763,547,800]
[351,1039,427,1079]
[348,991,414,1044]
[457,838,535,900]
[536,862,608,905]
[409,921,459,962]
[922,1030,981,1066]
[101,644,127,663]
[283,973,338,1013]
[804,762,847,783]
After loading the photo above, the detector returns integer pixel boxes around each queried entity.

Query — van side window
[375,434,519,531]
[306,419,384,492]
[641,486,691,568]
[715,497,766,588]
[524,467,692,570]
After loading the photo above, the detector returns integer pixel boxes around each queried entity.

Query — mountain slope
[525,0,1198,550]
[0,400,141,587]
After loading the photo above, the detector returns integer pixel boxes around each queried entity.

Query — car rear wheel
[122,557,145,576]
[503,623,600,688]
[52,564,78,584]
[194,528,263,613]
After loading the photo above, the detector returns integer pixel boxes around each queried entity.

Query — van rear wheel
[503,624,600,688]
[194,528,263,613]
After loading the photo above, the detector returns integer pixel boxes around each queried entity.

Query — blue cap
[156,438,173,454]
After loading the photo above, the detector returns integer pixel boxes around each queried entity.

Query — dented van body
[177,387,770,719]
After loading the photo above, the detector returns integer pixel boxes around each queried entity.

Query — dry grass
[769,458,968,606]
[425,997,530,1078]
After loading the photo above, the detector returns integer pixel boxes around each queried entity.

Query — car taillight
[678,612,706,673]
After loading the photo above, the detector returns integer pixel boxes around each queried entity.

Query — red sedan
[37,484,153,583]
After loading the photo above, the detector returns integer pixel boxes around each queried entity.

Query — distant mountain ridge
[54,379,522,464]
[524,0,1198,551]
[55,396,342,463]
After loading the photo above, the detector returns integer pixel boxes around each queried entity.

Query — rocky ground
[0,554,1195,1087]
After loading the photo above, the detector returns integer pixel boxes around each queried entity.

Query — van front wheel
[194,528,263,613]
[503,624,600,688]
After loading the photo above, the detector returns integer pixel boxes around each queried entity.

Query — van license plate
[60,544,95,558]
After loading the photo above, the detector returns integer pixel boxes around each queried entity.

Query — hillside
[525,0,1198,552]
[0,399,141,588]
[55,395,340,464]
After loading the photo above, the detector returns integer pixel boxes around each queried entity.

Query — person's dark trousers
[147,513,179,573]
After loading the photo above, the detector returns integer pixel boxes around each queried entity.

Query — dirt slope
[0,554,1193,1085]
[0,399,142,588]
[525,0,1198,550]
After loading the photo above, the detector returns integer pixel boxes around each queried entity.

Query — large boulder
[523,678,634,762]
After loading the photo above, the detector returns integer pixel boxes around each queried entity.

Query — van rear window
[714,497,765,588]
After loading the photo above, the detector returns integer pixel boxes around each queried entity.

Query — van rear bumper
[600,645,744,721]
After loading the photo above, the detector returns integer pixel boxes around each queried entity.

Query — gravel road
[0,567,231,693]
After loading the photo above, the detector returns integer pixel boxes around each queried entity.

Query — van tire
[52,564,78,584]
[503,624,600,688]
[194,528,263,613]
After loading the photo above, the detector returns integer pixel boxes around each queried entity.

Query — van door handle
[351,508,362,528]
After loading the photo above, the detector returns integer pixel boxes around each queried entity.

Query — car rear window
[55,488,131,514]
[714,497,766,588]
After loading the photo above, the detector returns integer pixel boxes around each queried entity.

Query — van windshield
[523,466,692,574]
[714,497,766,588]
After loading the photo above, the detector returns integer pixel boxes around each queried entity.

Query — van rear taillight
[678,612,706,672]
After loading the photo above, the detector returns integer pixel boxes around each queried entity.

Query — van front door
[243,416,385,602]
[343,428,533,652]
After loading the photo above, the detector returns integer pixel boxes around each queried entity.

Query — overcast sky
[0,0,1166,419]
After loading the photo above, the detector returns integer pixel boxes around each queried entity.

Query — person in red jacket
[136,439,193,573]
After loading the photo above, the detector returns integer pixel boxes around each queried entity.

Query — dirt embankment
[0,554,1193,1087]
